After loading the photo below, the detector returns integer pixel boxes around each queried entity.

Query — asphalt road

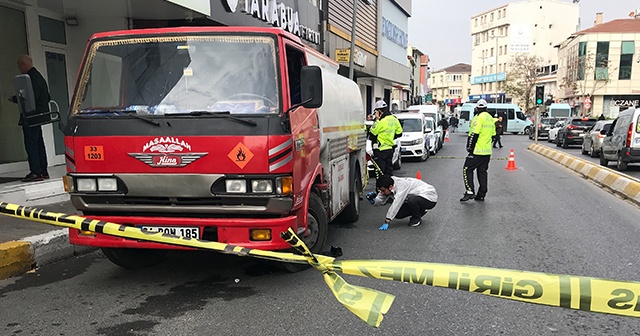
[531,134,640,180]
[2,134,640,335]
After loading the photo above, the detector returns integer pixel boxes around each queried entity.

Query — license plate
[401,148,407,152]
[140,226,200,239]
[579,133,585,137]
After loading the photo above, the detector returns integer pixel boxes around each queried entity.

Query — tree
[504,54,543,114]
[560,51,617,116]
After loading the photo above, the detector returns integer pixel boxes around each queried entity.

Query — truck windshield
[72,35,279,115]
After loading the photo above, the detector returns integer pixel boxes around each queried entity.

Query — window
[504,26,508,35]
[578,41,587,80]
[475,18,478,27]
[595,41,610,80]
[491,48,494,56]
[449,88,462,96]
[508,109,515,120]
[499,46,502,55]
[619,41,634,80]
[491,13,494,22]
[286,46,306,105]
[498,11,502,19]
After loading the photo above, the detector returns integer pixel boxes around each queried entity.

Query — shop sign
[335,49,350,63]
[381,17,408,48]
[223,0,321,44]
[610,99,640,107]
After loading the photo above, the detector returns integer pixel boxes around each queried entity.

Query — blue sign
[468,93,506,101]
[472,72,507,84]
[382,17,408,48]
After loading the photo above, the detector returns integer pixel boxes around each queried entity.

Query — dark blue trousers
[22,124,48,175]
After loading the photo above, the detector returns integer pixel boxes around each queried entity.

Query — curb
[0,229,95,280]
[528,144,640,206]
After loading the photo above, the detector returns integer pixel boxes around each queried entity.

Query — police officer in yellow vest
[370,100,403,177]
[461,99,495,202]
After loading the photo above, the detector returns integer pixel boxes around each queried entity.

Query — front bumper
[400,144,425,158]
[69,215,297,250]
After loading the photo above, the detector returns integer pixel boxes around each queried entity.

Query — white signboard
[166,0,211,16]
[509,24,531,53]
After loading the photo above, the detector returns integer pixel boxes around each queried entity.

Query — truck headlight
[251,180,273,193]
[97,178,118,191]
[76,178,97,192]
[225,179,247,193]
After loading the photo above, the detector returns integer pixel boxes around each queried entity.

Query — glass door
[44,50,69,157]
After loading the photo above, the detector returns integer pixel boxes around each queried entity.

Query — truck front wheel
[101,248,168,269]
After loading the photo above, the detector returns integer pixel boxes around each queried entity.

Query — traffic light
[535,86,544,105]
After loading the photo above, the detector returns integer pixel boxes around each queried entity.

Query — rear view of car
[547,120,565,143]
[581,120,612,158]
[530,117,558,139]
[557,117,597,148]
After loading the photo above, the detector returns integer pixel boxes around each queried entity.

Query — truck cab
[55,27,366,268]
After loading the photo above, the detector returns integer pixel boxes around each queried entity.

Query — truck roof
[89,26,304,44]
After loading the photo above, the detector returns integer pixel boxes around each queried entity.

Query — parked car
[396,112,430,161]
[547,120,565,143]
[581,120,613,158]
[405,105,444,150]
[556,117,597,148]
[365,119,401,174]
[529,117,559,139]
[600,108,640,171]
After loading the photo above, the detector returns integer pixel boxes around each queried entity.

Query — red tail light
[598,133,606,139]
[366,153,371,161]
[567,125,578,130]
[626,123,634,147]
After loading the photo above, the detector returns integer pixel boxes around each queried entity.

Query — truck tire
[101,248,167,269]
[338,162,362,222]
[278,192,328,273]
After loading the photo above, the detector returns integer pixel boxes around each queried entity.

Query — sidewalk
[0,165,94,280]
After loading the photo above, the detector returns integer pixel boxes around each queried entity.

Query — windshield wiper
[77,109,160,126]
[169,111,257,126]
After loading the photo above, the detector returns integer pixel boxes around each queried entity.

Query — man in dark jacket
[8,55,50,182]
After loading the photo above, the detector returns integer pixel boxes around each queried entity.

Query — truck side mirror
[300,65,323,109]
[13,74,61,127]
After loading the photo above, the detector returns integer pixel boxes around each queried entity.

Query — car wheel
[420,146,428,162]
[562,136,569,149]
[599,151,608,167]
[555,136,561,147]
[524,127,531,135]
[529,131,533,140]
[581,142,588,155]
[589,144,598,158]
[616,154,628,171]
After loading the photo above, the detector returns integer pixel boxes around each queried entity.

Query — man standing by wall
[461,99,495,202]
[8,54,50,182]
[369,100,402,177]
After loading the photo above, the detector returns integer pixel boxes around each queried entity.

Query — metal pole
[495,36,498,103]
[534,105,540,143]
[348,0,358,80]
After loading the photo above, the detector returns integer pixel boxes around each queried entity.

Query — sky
[409,0,636,71]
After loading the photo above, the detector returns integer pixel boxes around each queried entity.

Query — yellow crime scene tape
[2,201,640,328]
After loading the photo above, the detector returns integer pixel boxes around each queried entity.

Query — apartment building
[470,0,579,104]
[557,15,640,118]
[429,63,472,110]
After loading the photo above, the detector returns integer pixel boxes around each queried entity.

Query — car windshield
[72,35,279,116]
[399,118,422,132]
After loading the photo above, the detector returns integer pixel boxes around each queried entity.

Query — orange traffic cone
[444,130,450,142]
[416,171,422,180]
[505,149,518,170]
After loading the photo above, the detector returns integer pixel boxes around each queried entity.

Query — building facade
[469,0,579,103]
[557,16,640,118]
[429,63,472,111]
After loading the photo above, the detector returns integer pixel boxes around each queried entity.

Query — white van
[600,108,640,170]
[406,105,444,150]
[458,103,533,135]
[396,112,433,161]
[546,103,572,118]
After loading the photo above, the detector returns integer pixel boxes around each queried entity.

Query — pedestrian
[369,100,402,177]
[461,99,495,202]
[450,114,459,133]
[7,55,50,182]
[366,174,437,230]
[438,114,449,132]
[492,116,504,148]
